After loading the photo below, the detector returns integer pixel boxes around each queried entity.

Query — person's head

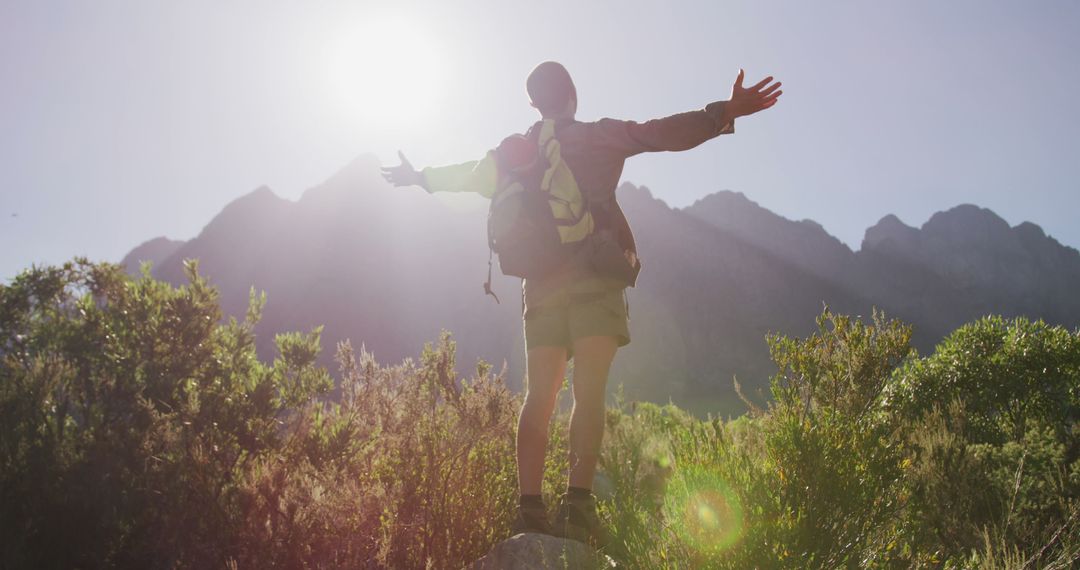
[526,61,577,119]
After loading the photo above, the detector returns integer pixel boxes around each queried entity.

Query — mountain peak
[682,188,854,281]
[1013,221,1046,241]
[301,153,386,205]
[921,204,1011,244]
[216,185,287,215]
[121,236,186,275]
[617,181,654,199]
[238,184,280,203]
[688,189,754,210]
[862,214,919,251]
[686,189,848,245]
[618,182,668,210]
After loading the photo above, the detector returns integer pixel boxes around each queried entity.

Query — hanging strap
[482,245,500,304]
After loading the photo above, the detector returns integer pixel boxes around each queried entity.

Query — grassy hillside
[2,261,1077,568]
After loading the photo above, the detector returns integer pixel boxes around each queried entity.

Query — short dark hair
[526,61,576,116]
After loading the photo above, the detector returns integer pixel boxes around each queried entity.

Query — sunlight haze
[2,0,1079,280]
[324,9,451,132]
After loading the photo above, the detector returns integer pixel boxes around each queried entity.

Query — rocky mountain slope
[123,157,1080,415]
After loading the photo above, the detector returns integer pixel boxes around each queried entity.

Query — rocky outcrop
[466,533,614,570]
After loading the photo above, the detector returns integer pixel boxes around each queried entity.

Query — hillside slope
[131,157,1080,415]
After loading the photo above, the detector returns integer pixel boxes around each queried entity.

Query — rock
[592,471,615,502]
[465,533,615,570]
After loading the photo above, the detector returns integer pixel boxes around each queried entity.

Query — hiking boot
[553,492,611,549]
[510,501,553,536]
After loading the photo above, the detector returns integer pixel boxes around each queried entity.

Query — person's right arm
[420,152,499,198]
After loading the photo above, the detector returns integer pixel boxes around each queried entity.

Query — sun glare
[326,14,447,130]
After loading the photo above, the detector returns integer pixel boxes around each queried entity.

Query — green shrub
[3,262,1078,569]
[598,311,915,568]
[601,311,1079,569]
[0,259,332,567]
[890,316,1080,567]
[0,261,526,568]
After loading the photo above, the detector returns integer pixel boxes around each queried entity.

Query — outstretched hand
[726,69,782,120]
[380,151,424,188]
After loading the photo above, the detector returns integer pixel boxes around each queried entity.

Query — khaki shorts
[523,288,630,353]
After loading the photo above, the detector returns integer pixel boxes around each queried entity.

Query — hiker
[382,61,781,548]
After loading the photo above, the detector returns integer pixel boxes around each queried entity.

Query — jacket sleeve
[420,151,499,199]
[595,100,735,158]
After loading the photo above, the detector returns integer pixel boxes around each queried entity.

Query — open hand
[380,151,424,188]
[726,69,782,120]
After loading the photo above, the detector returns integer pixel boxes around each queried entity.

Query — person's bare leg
[567,336,618,489]
[517,346,568,495]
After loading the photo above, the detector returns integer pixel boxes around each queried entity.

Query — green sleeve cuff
[420,152,499,198]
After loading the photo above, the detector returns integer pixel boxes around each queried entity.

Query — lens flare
[663,465,744,554]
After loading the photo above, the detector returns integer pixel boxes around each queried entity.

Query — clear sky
[2,0,1078,281]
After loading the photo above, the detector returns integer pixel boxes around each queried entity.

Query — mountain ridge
[122,156,1080,415]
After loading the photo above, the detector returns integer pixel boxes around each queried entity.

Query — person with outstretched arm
[382,61,781,548]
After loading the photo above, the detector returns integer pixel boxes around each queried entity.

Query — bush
[2,261,1078,569]
[890,316,1080,567]
[0,261,527,568]
[0,259,331,567]
[600,311,1079,569]
[598,310,915,568]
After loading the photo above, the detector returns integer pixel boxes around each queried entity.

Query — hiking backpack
[483,119,594,301]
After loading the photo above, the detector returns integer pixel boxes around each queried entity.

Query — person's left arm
[594,69,782,157]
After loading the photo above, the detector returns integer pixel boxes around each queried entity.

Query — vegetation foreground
[1,260,1077,569]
